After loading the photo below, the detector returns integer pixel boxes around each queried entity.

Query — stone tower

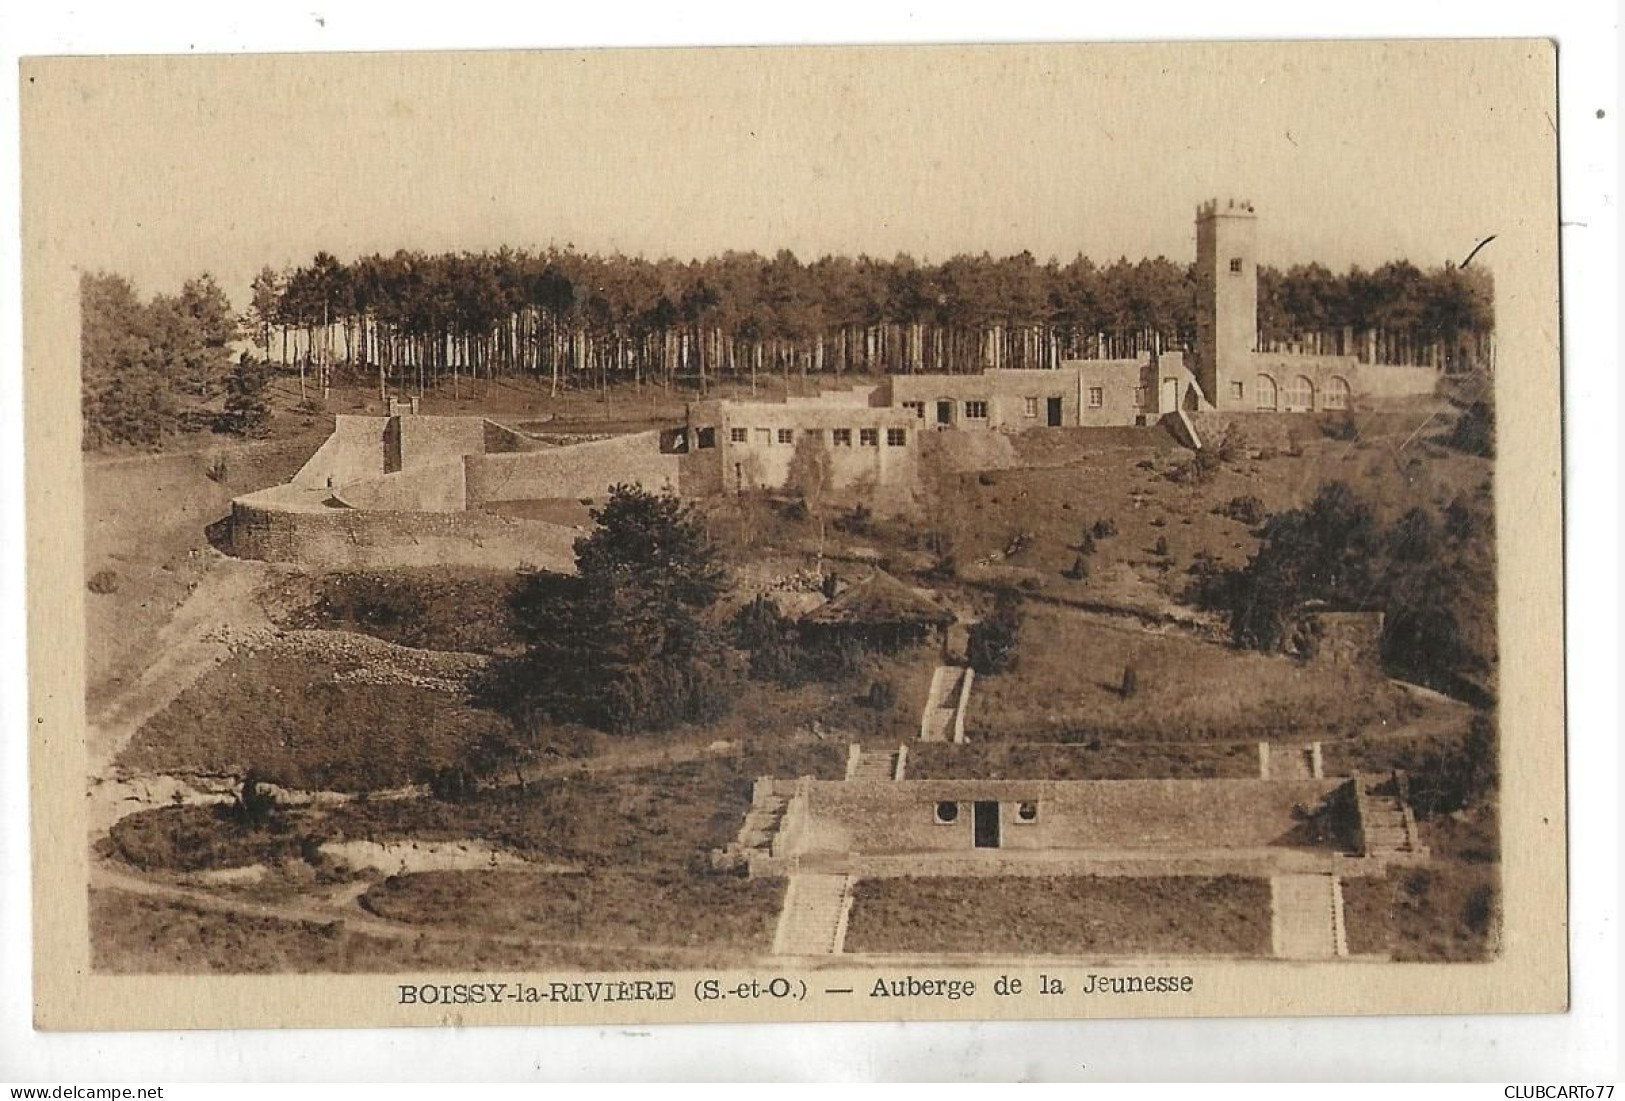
[1194,198,1258,411]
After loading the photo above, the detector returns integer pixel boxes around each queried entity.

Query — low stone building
[886,352,1204,431]
[679,390,919,495]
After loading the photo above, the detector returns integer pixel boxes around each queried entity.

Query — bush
[968,590,1024,675]
[1090,518,1118,539]
[1217,495,1267,526]
[1062,556,1090,582]
[1152,535,1170,557]
[87,568,120,595]
[977,472,999,487]
[1119,665,1139,698]
[834,503,874,536]
[230,770,278,828]
[865,679,897,711]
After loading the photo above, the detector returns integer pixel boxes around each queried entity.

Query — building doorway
[1046,397,1063,426]
[936,400,954,426]
[1161,377,1179,413]
[973,801,1001,848]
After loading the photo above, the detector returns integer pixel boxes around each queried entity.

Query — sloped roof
[798,569,955,628]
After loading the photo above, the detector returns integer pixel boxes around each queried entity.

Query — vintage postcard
[22,39,1564,1030]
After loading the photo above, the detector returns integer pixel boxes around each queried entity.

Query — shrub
[87,569,120,595]
[977,471,999,487]
[968,590,1024,675]
[230,770,278,828]
[1152,535,1170,557]
[1062,556,1090,582]
[1090,518,1118,539]
[834,503,873,536]
[1119,665,1139,698]
[1213,427,1245,463]
[1217,495,1267,526]
[1075,531,1096,556]
[865,679,897,711]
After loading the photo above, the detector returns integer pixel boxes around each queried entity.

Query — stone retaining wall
[229,495,576,571]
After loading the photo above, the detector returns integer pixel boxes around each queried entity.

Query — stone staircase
[1271,873,1347,959]
[1259,741,1322,780]
[846,744,905,781]
[919,665,973,743]
[1357,777,1425,858]
[736,793,788,851]
[772,873,854,955]
[711,782,790,872]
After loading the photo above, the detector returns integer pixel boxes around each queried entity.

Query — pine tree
[223,353,272,437]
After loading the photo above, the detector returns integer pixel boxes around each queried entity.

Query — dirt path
[87,553,276,781]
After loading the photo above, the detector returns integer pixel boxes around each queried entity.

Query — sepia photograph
[20,37,1568,1032]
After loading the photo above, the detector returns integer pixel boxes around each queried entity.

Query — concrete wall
[331,459,468,512]
[291,416,389,489]
[396,416,490,471]
[1350,363,1441,401]
[791,778,1343,857]
[464,431,680,503]
[229,493,577,571]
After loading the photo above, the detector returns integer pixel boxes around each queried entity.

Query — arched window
[1325,376,1351,410]
[1255,374,1278,412]
[1284,375,1316,412]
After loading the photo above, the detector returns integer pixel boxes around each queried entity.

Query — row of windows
[1245,374,1352,412]
[726,426,908,447]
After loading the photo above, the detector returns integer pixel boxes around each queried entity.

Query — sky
[21,40,1555,310]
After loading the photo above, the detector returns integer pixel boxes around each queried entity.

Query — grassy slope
[108,745,849,874]
[88,888,697,973]
[84,422,332,708]
[266,567,528,655]
[844,876,1272,956]
[1340,800,1500,961]
[951,410,1494,600]
[968,602,1416,742]
[117,651,508,791]
[359,870,783,952]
